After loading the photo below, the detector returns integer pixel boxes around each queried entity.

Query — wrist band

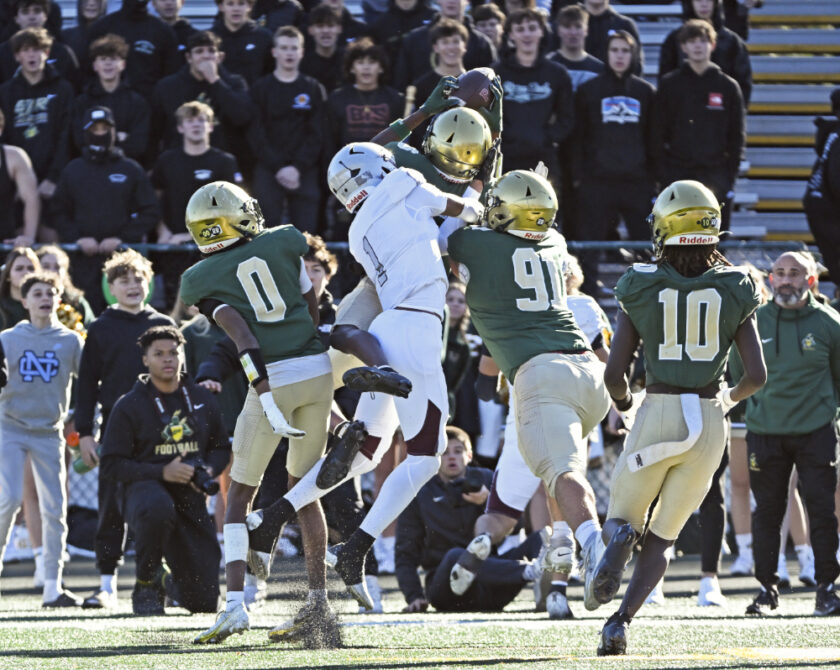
[239,348,268,387]
[389,119,410,141]
[613,393,633,412]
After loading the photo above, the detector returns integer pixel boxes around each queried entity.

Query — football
[451,67,496,110]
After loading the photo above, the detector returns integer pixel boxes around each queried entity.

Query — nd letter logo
[19,351,59,383]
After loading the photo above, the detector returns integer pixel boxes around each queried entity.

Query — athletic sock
[226,591,244,611]
[550,581,567,596]
[337,530,374,585]
[250,498,295,553]
[360,455,438,538]
[43,579,60,603]
[735,533,753,559]
[574,519,599,550]
[307,588,327,605]
[101,573,116,594]
[522,561,540,582]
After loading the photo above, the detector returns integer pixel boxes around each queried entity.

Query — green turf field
[1,554,838,669]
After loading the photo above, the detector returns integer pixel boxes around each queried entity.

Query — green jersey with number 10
[614,262,761,388]
[179,226,324,364]
[447,226,589,382]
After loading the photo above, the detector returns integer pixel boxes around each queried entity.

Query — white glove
[460,198,484,224]
[718,386,738,413]
[259,392,306,438]
[619,390,646,431]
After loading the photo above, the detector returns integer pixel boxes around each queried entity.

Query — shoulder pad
[632,262,657,273]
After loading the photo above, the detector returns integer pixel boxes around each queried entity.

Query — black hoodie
[584,5,642,77]
[369,0,436,69]
[492,51,574,166]
[75,305,176,437]
[70,79,151,161]
[659,0,752,104]
[61,0,108,73]
[0,63,72,181]
[0,37,81,91]
[86,0,181,101]
[252,0,305,34]
[210,15,274,85]
[101,374,230,483]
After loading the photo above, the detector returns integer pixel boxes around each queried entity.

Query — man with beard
[731,251,840,619]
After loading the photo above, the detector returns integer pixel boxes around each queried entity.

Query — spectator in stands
[36,244,95,325]
[0,246,39,329]
[0,0,80,88]
[731,251,840,618]
[652,19,744,231]
[395,426,545,612]
[549,4,603,91]
[0,273,84,608]
[211,0,273,85]
[75,249,176,610]
[0,27,72,214]
[493,8,572,185]
[251,0,305,35]
[317,0,368,43]
[151,0,196,53]
[659,0,752,105]
[51,106,158,313]
[101,325,228,615]
[86,0,181,102]
[61,0,108,73]
[326,38,402,150]
[249,25,326,232]
[722,0,760,41]
[443,281,479,440]
[0,0,60,40]
[394,0,495,90]
[301,4,344,92]
[150,31,252,160]
[407,18,468,149]
[71,34,151,163]
[581,0,641,76]
[0,109,39,246]
[471,3,505,53]
[572,30,655,293]
[368,0,435,73]
[151,100,242,305]
[803,89,840,285]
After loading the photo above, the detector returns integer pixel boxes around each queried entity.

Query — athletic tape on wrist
[224,523,248,564]
[239,348,267,387]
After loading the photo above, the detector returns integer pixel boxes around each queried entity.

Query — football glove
[479,75,504,134]
[460,197,484,223]
[259,392,305,438]
[476,138,502,184]
[420,76,460,116]
[718,386,738,413]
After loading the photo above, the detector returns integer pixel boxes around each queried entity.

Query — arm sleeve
[74,331,102,437]
[395,497,427,604]
[100,404,165,482]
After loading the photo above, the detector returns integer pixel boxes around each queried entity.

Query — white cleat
[797,546,816,587]
[729,553,754,576]
[546,591,574,620]
[697,576,727,606]
[582,532,606,611]
[645,579,665,606]
[538,526,575,575]
[359,575,383,614]
[244,576,268,611]
[193,604,250,644]
[450,534,492,596]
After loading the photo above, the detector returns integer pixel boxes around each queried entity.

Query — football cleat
[244,575,267,612]
[268,598,339,646]
[546,591,574,620]
[697,576,727,607]
[538,526,575,576]
[360,575,383,614]
[729,553,754,576]
[193,604,250,644]
[42,590,82,608]
[342,366,412,398]
[326,543,373,611]
[316,420,369,489]
[814,583,840,617]
[82,589,117,609]
[450,534,492,596]
[245,508,277,580]
[597,613,630,656]
[745,587,779,616]
[582,532,606,611]
[798,546,816,587]
[591,524,636,607]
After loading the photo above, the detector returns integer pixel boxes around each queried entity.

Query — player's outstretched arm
[727,315,767,404]
[371,75,460,145]
[604,311,641,407]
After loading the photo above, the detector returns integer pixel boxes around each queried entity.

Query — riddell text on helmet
[678,235,712,244]
[347,189,369,211]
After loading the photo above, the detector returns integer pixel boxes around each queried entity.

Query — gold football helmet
[648,180,721,257]
[483,170,557,241]
[422,107,492,182]
[185,181,264,254]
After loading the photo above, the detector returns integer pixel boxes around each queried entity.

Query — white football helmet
[327,142,396,213]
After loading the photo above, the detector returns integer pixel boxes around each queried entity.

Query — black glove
[476,138,502,185]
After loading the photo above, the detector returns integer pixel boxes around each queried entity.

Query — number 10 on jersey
[658,287,722,362]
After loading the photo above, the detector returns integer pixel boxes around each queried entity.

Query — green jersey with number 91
[179,226,324,364]
[448,226,589,382]
[615,262,761,388]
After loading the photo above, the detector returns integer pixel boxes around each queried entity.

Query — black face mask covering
[85,128,114,161]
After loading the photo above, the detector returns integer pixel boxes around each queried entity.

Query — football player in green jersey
[595,180,767,656]
[443,169,612,612]
[182,182,336,646]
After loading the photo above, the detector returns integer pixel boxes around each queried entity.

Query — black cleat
[132,582,165,616]
[592,523,636,606]
[814,583,840,617]
[745,586,779,616]
[317,421,368,489]
[43,590,82,608]
[597,613,629,656]
[342,366,412,398]
[326,542,373,610]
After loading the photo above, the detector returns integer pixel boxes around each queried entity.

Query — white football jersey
[568,293,613,348]
[349,168,449,315]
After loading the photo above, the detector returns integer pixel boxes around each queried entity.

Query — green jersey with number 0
[448,227,589,382]
[179,226,324,364]
[614,262,760,388]
[387,141,468,196]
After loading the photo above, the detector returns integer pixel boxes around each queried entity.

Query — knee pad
[402,454,441,494]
